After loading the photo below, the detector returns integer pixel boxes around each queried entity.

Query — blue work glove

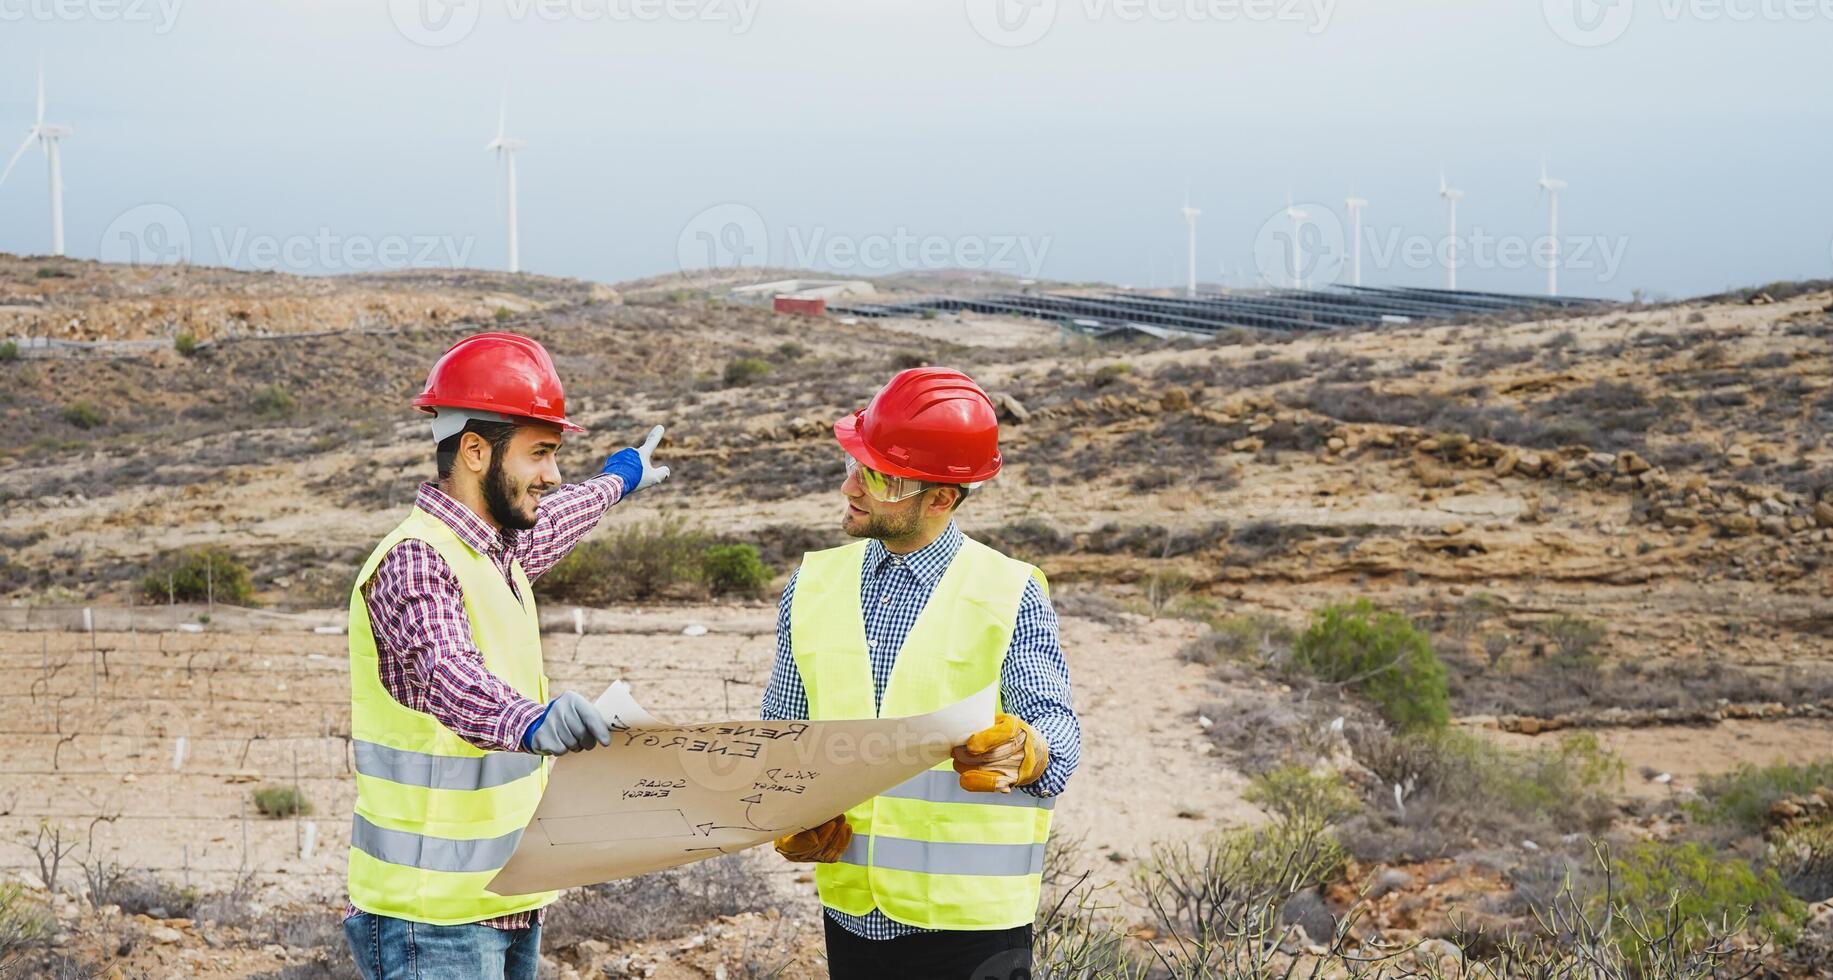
[601,425,671,496]
[522,692,613,756]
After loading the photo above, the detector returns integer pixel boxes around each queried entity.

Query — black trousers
[824,916,1032,980]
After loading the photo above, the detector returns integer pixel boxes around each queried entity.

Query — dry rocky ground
[1,255,1831,976]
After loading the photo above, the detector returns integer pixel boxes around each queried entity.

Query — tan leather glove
[774,814,852,863]
[952,713,1049,793]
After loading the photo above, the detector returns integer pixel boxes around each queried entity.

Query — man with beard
[761,368,1080,980]
[342,332,670,980]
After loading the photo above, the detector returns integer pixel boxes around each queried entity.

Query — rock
[149,925,183,945]
[1719,514,1757,537]
[1587,451,1617,471]
[1660,507,1701,529]
[1616,450,1651,475]
[1493,451,1518,476]
[1414,456,1452,488]
[1442,522,1467,536]
[1760,516,1790,537]
[560,939,609,969]
[1158,388,1191,413]
[1326,436,1346,453]
[1231,437,1263,453]
[1749,291,1774,305]
[1815,501,1833,528]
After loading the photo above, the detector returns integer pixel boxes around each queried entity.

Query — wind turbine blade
[0,132,35,189]
[36,63,45,126]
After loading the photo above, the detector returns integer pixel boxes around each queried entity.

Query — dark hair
[435,420,519,480]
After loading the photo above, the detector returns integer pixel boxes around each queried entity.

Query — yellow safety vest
[789,536,1054,931]
[345,507,558,925]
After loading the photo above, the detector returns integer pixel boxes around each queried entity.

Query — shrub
[722,357,771,387]
[61,400,104,430]
[494,306,512,322]
[1610,840,1806,962]
[1092,362,1133,387]
[34,265,72,279]
[1776,822,1833,902]
[140,546,256,604]
[538,520,709,604]
[1134,819,1348,956]
[1182,613,1295,667]
[1244,765,1359,830]
[253,784,312,818]
[774,340,808,361]
[701,543,771,598]
[251,383,296,419]
[1343,727,1621,860]
[1541,614,1606,665]
[1291,600,1449,732]
[174,331,198,355]
[975,518,1072,565]
[87,867,200,917]
[1688,759,1833,833]
[0,881,51,956]
[0,340,17,362]
[544,852,775,946]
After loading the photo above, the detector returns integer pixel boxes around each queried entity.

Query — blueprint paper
[486,681,995,894]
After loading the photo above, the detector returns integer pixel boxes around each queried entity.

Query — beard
[483,452,540,531]
[843,499,924,542]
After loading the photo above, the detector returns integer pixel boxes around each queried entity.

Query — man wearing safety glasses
[760,367,1081,980]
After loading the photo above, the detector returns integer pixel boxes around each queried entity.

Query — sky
[0,0,1829,300]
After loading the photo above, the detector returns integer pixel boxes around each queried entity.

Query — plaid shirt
[346,475,625,930]
[760,520,1080,940]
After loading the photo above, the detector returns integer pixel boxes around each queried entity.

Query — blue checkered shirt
[760,520,1080,940]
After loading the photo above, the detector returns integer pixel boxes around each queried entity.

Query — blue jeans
[343,911,542,980]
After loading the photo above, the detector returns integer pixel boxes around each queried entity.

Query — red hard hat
[412,332,584,432]
[834,368,1001,484]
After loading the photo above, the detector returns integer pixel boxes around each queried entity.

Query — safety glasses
[844,455,932,503]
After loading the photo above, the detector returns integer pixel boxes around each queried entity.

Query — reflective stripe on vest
[351,814,525,874]
[354,740,543,792]
[789,536,1054,931]
[345,507,558,926]
[837,834,1048,878]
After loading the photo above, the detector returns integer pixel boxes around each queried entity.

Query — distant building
[729,279,877,305]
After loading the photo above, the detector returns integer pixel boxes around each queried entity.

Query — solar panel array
[829,285,1600,338]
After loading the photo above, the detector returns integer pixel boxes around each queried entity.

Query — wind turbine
[1283,192,1308,289]
[1180,192,1200,298]
[1344,193,1368,287]
[485,91,526,274]
[1,65,74,256]
[1438,169,1464,290]
[1537,159,1568,296]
